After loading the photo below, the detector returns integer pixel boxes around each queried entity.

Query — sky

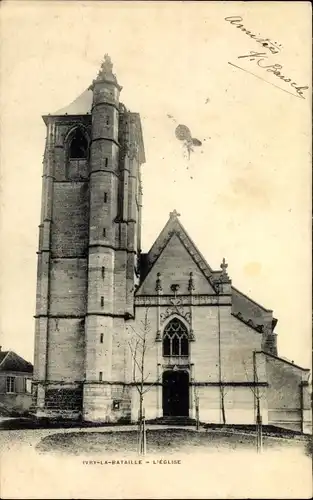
[0,1,311,368]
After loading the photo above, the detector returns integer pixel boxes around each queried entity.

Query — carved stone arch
[162,313,190,333]
[65,124,90,158]
[159,296,192,326]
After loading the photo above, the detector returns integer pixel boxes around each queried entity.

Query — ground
[0,420,312,498]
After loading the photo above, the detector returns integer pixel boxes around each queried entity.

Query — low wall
[0,393,32,415]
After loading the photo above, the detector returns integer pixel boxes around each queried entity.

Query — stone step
[146,416,198,426]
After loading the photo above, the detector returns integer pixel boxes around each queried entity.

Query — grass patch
[36,428,310,456]
[0,417,132,431]
[304,434,313,457]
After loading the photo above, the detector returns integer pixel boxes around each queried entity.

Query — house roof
[0,351,33,374]
[0,351,9,364]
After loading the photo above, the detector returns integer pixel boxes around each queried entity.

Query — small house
[0,349,33,416]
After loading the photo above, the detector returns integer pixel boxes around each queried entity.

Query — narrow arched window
[69,128,88,159]
[66,128,89,181]
[163,318,189,357]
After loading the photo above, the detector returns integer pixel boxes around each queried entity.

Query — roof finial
[219,257,231,284]
[220,257,228,275]
[102,53,113,73]
[96,53,115,81]
[169,209,181,219]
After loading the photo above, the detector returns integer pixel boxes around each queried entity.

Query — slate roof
[51,88,93,116]
[259,350,310,372]
[0,351,9,364]
[0,351,33,374]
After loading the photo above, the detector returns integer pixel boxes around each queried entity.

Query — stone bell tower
[33,55,145,422]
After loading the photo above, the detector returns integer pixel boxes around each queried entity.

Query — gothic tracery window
[163,318,189,356]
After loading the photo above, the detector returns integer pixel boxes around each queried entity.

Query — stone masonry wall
[51,182,89,258]
[265,354,310,431]
[49,258,88,316]
[47,318,85,381]
[129,302,266,423]
[138,234,216,295]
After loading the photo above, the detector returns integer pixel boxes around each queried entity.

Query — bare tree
[195,392,200,430]
[193,367,200,430]
[242,350,266,453]
[220,382,229,425]
[127,308,161,455]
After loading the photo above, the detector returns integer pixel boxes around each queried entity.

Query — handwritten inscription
[237,51,309,99]
[225,16,282,54]
[225,16,309,99]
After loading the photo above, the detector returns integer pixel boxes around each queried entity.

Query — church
[32,55,311,433]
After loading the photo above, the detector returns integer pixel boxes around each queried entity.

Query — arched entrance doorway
[162,370,189,417]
